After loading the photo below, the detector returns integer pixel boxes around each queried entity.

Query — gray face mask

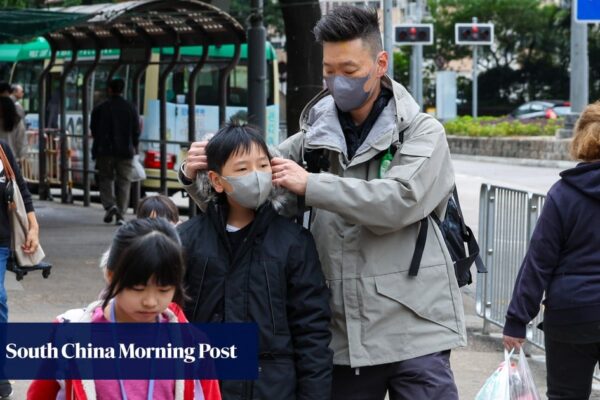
[223,171,272,210]
[325,66,376,112]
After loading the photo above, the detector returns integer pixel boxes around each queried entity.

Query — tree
[228,0,322,135]
[229,0,284,37]
[426,0,576,114]
[279,0,322,135]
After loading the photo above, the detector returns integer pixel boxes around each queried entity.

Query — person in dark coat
[503,101,600,399]
[177,122,332,400]
[90,79,140,225]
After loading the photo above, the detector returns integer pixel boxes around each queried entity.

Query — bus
[0,37,280,194]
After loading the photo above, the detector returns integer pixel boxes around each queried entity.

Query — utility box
[436,71,457,121]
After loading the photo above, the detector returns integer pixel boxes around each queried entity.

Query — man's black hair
[206,120,271,174]
[108,79,125,95]
[313,6,382,57]
[102,218,186,308]
[0,82,11,94]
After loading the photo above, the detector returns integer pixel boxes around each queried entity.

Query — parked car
[510,100,571,120]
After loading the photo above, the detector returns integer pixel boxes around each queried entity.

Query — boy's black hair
[206,120,271,174]
[313,6,382,57]
[108,79,125,95]
[137,195,179,223]
[102,218,186,309]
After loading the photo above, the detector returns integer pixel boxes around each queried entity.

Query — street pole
[384,0,394,77]
[472,17,478,119]
[248,0,267,136]
[558,2,589,138]
[415,44,423,107]
[569,5,588,114]
[408,0,424,108]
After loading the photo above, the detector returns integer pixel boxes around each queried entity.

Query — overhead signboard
[575,0,600,23]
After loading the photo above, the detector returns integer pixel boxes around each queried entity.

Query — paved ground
[4,158,600,399]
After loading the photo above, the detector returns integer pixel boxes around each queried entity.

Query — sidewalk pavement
[5,197,600,399]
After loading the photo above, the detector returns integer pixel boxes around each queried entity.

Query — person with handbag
[503,101,600,399]
[0,139,39,398]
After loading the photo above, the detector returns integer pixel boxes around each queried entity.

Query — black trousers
[545,335,600,400]
[331,351,459,400]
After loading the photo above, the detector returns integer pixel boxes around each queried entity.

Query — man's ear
[208,170,225,193]
[376,51,389,77]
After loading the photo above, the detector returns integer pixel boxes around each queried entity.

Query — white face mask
[222,171,272,210]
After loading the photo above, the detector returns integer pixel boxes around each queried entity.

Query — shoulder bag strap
[0,144,15,181]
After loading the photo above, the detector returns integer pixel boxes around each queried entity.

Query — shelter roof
[5,0,246,52]
[0,9,90,42]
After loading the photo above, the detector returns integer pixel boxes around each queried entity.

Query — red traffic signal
[394,24,433,45]
[455,23,494,45]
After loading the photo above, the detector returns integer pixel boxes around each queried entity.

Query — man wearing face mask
[180,6,463,399]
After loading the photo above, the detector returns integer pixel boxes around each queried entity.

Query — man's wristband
[179,162,194,185]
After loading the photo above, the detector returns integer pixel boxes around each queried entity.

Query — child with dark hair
[27,218,221,400]
[137,194,180,225]
[178,121,332,400]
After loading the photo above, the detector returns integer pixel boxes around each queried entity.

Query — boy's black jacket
[178,201,332,400]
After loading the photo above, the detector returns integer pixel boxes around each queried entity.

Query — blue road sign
[576,0,600,23]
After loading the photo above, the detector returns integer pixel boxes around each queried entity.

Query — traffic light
[455,23,494,45]
[394,24,433,45]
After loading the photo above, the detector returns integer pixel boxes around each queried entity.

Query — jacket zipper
[262,261,276,335]
[192,258,209,320]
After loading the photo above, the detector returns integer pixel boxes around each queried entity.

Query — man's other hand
[271,157,309,196]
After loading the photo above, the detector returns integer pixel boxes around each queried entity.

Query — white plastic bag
[475,349,512,400]
[475,349,541,400]
[131,154,146,182]
[509,349,541,400]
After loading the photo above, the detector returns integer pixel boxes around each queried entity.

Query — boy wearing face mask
[177,122,332,400]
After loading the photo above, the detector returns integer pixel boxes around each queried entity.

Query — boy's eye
[237,168,247,172]
[261,164,269,168]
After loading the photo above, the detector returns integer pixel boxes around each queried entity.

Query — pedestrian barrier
[476,183,599,379]
[21,129,62,186]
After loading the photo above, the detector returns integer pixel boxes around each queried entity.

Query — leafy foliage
[444,115,563,136]
[426,0,600,113]
[229,0,284,37]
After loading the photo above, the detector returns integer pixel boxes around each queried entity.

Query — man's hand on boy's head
[183,141,209,180]
[271,157,308,196]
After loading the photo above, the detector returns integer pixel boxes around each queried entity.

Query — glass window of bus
[11,60,44,115]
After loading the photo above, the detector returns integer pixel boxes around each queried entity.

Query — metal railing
[476,184,546,348]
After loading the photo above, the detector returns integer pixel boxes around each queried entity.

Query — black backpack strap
[408,217,428,277]
[451,186,469,238]
[296,196,306,226]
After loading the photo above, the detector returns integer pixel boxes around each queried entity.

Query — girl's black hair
[0,96,17,132]
[102,218,185,309]
[205,120,271,174]
[136,195,179,223]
